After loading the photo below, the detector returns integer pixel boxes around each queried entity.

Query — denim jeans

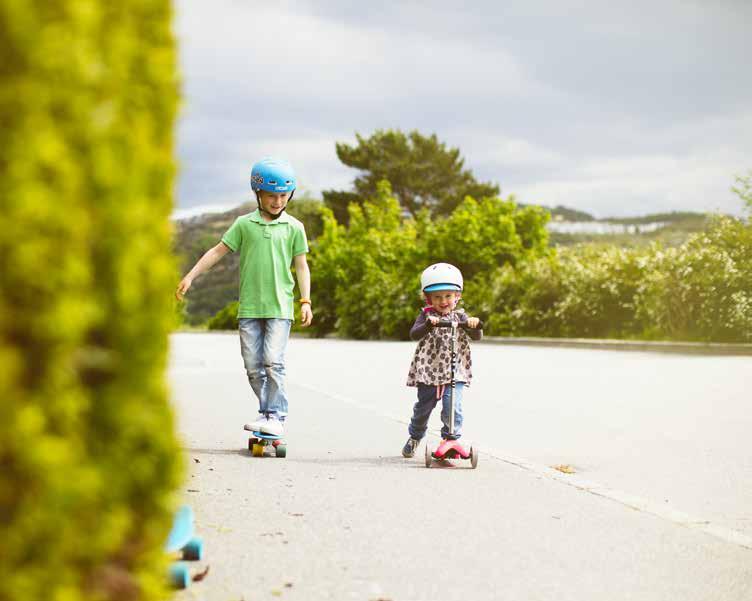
[408,382,464,440]
[239,318,292,420]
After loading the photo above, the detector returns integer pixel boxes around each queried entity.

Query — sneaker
[260,415,284,436]
[402,437,420,458]
[244,414,268,433]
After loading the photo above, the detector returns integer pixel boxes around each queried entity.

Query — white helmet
[420,263,463,293]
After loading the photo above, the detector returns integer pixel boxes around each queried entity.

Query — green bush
[553,245,651,338]
[206,301,239,330]
[489,217,752,342]
[638,217,752,342]
[308,181,550,339]
[0,2,182,600]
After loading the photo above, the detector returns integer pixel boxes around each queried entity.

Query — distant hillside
[547,211,712,247]
[173,198,324,324]
[518,203,595,222]
[174,201,714,324]
[600,211,708,225]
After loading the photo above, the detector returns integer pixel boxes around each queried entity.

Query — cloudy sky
[173,1,751,219]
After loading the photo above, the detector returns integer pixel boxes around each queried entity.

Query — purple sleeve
[409,311,432,340]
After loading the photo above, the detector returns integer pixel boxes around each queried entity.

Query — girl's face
[426,291,461,314]
[258,191,291,216]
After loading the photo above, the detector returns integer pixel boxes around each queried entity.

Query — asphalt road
[169,332,752,601]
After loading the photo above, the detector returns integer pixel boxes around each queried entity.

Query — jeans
[239,318,292,420]
[408,382,464,440]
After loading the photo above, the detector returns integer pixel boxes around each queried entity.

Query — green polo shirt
[221,209,308,320]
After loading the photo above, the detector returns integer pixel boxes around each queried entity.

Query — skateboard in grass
[424,318,481,469]
[166,505,204,589]
[244,424,287,458]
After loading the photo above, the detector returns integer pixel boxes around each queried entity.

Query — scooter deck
[432,439,471,460]
[425,440,479,469]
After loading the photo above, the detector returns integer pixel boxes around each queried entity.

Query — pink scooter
[425,318,481,469]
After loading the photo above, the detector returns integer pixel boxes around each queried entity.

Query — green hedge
[307,181,551,339]
[491,217,752,342]
[0,2,182,600]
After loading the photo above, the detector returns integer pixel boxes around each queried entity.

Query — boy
[176,157,312,436]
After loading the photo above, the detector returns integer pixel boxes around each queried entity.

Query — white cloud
[173,1,752,218]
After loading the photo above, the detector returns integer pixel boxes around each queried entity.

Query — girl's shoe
[402,437,420,458]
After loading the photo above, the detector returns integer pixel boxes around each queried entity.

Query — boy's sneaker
[402,437,420,458]
[244,414,268,433]
[260,416,284,436]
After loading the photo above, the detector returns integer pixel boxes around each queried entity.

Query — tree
[732,170,752,218]
[323,129,499,222]
[0,2,182,599]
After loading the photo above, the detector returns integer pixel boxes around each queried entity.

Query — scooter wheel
[275,444,287,458]
[470,445,479,469]
[251,443,264,457]
[424,444,432,468]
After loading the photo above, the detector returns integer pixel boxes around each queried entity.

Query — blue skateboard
[244,425,287,458]
[166,505,204,589]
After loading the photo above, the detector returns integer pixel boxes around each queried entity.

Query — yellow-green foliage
[307,181,550,339]
[490,217,752,342]
[0,2,182,600]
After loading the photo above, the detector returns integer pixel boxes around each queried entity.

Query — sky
[173,1,752,220]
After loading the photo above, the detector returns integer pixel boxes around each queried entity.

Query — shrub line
[480,336,752,356]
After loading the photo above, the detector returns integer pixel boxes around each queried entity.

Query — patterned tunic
[406,308,482,387]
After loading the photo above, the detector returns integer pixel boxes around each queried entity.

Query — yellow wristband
[299,298,311,305]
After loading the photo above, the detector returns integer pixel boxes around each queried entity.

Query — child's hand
[427,315,440,326]
[467,317,480,329]
[300,303,313,327]
[175,277,192,300]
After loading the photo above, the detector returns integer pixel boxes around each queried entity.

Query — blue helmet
[250,157,296,193]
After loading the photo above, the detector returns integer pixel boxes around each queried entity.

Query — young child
[402,263,482,458]
[175,157,312,437]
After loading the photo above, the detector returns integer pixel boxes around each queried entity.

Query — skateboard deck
[245,426,287,458]
[166,506,204,588]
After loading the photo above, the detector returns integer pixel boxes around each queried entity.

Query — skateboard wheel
[248,438,257,451]
[470,445,479,469]
[251,443,264,457]
[169,563,190,589]
[424,444,432,468]
[182,537,203,561]
[275,444,287,458]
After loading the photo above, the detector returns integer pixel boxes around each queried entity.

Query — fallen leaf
[552,464,576,474]
[192,565,210,582]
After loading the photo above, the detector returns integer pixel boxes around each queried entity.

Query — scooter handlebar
[433,318,484,330]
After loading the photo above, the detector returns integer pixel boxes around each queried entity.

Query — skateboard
[244,425,287,458]
[166,505,204,588]
[424,318,482,469]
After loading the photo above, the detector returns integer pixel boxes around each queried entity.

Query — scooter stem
[449,320,457,437]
